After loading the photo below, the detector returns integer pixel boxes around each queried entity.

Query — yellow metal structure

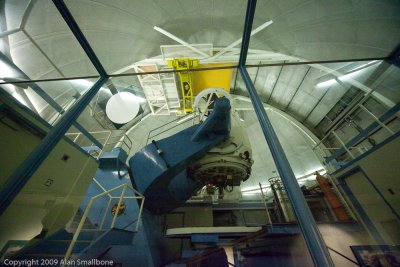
[168,58,198,113]
[193,63,232,94]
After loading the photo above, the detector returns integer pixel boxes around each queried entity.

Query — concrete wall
[332,135,400,245]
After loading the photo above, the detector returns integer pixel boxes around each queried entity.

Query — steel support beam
[72,121,103,149]
[238,1,334,266]
[266,64,283,103]
[153,26,209,58]
[0,52,63,113]
[285,67,311,111]
[52,0,107,77]
[211,20,273,60]
[0,56,390,86]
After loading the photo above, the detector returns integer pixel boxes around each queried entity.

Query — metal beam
[240,66,335,267]
[0,76,107,215]
[284,66,311,111]
[302,83,333,124]
[252,61,261,84]
[238,0,256,66]
[386,42,400,68]
[72,121,103,149]
[238,1,334,266]
[212,20,273,60]
[314,61,394,148]
[0,56,389,85]
[0,52,101,148]
[106,80,119,95]
[0,28,20,38]
[325,102,400,163]
[308,62,395,108]
[15,87,39,113]
[53,0,107,77]
[266,64,283,103]
[0,52,63,113]
[0,0,36,38]
[153,26,209,58]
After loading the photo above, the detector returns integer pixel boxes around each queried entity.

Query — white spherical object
[106,92,141,124]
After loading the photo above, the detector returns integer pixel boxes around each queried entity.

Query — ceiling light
[73,79,93,86]
[316,60,380,88]
[316,78,337,88]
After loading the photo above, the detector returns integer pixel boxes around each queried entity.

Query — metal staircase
[134,64,181,115]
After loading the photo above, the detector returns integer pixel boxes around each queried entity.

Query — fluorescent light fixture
[346,60,379,73]
[316,78,337,88]
[73,79,94,87]
[316,60,380,88]
[241,191,261,196]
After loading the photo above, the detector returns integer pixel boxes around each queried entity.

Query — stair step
[77,229,135,258]
[74,231,106,241]
[21,241,89,255]
[46,230,104,242]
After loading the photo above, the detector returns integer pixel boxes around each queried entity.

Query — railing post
[99,198,113,230]
[111,185,127,228]
[97,131,112,160]
[332,131,355,159]
[359,104,394,134]
[63,198,95,265]
[259,183,273,228]
[73,133,81,143]
[136,196,145,232]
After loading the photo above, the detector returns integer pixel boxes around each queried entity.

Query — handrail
[65,129,133,159]
[62,183,144,265]
[312,96,398,169]
[259,183,273,228]
[146,114,199,144]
